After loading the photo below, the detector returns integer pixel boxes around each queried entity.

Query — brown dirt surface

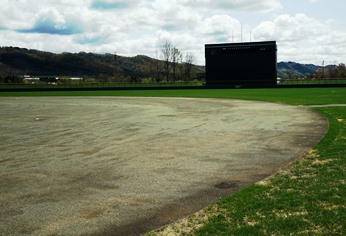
[0,97,327,235]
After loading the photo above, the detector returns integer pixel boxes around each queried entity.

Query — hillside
[0,46,322,79]
[277,61,322,78]
[0,47,166,78]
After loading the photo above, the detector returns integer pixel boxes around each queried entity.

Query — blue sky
[0,0,345,65]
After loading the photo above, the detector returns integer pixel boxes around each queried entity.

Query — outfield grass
[1,87,346,105]
[2,87,346,235]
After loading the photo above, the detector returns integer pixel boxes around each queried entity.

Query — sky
[0,0,345,65]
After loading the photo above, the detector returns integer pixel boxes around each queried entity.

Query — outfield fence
[278,78,346,85]
[0,81,204,90]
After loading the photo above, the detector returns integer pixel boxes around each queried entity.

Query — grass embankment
[2,87,346,235]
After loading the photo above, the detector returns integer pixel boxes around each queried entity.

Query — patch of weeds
[195,215,232,236]
[149,205,221,236]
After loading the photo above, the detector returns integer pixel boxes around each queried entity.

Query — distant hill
[278,61,320,74]
[0,47,169,79]
[0,46,323,79]
[277,61,322,78]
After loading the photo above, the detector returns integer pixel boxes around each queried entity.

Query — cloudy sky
[0,0,345,65]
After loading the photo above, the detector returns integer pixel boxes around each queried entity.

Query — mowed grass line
[1,87,346,105]
[2,87,346,235]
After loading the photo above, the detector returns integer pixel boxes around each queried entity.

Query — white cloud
[180,0,282,12]
[0,0,345,65]
[253,13,346,64]
[253,13,329,42]
[200,15,239,35]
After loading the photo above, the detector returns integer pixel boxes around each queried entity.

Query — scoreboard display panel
[205,41,277,87]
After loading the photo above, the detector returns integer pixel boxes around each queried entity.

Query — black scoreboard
[205,41,277,87]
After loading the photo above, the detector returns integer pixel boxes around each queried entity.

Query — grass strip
[1,87,346,105]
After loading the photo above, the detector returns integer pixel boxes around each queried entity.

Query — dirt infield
[0,97,327,235]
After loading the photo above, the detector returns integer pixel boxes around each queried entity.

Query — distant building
[205,41,277,87]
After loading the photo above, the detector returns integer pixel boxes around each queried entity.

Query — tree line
[314,63,346,79]
[158,41,197,83]
[278,62,346,80]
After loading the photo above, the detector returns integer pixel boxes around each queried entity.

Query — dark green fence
[0,81,204,90]
[278,78,346,85]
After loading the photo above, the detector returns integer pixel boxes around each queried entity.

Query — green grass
[2,87,346,235]
[1,87,346,105]
[195,107,346,235]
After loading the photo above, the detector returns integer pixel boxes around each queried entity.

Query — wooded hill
[0,47,204,81]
